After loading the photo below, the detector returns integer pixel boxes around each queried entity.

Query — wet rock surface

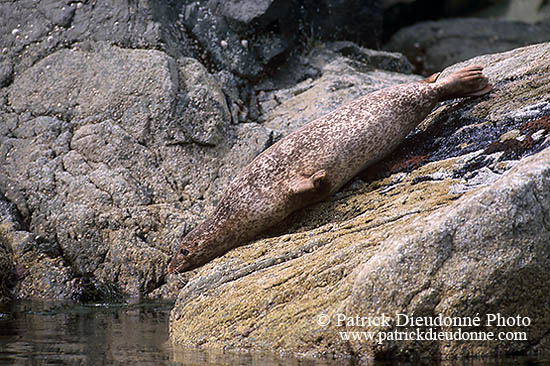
[170,43,550,361]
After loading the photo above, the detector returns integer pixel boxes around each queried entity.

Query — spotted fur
[168,65,491,273]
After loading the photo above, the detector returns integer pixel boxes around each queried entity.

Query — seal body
[168,65,492,273]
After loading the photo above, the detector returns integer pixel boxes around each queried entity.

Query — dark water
[0,301,548,366]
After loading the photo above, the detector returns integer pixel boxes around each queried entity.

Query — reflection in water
[0,301,174,365]
[0,301,548,366]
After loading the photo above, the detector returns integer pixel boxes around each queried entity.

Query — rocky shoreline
[169,43,550,361]
[1,0,550,362]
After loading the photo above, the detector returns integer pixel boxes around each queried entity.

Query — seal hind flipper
[436,65,492,99]
[459,83,493,97]
[289,170,327,195]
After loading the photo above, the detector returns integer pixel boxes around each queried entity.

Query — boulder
[207,0,289,31]
[385,17,550,75]
[181,2,265,78]
[297,0,383,48]
[0,0,195,88]
[382,0,550,42]
[382,0,495,42]
[383,0,493,14]
[180,0,384,79]
[260,43,416,136]
[169,43,550,361]
[0,44,272,299]
[207,0,383,48]
[474,0,550,23]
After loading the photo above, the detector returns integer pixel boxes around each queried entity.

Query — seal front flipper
[289,169,327,195]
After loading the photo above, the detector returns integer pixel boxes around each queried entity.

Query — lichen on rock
[169,43,550,361]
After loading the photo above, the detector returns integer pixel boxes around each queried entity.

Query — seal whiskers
[167,65,492,273]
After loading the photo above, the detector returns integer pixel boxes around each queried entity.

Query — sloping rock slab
[170,44,550,361]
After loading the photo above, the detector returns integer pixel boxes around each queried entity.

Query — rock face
[0,0,394,301]
[0,193,78,300]
[0,0,195,88]
[385,18,550,75]
[180,0,384,79]
[0,42,275,299]
[0,196,16,303]
[170,43,550,361]
[0,1,277,298]
[2,1,550,361]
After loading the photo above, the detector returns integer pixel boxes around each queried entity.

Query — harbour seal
[168,65,492,273]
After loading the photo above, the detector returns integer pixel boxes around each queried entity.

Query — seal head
[168,238,204,273]
[167,216,239,273]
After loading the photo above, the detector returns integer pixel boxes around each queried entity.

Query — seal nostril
[180,248,189,256]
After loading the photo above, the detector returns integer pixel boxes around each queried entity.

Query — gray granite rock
[260,45,418,136]
[385,17,550,75]
[0,44,272,298]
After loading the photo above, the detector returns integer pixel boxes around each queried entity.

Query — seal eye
[180,248,189,256]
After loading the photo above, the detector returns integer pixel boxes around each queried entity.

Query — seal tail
[435,65,493,100]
